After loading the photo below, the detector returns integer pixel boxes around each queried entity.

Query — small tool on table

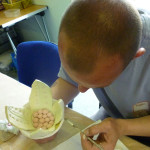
[65,119,104,150]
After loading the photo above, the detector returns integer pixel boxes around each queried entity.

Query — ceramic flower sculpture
[5,80,64,140]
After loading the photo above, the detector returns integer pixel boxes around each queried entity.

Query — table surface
[0,72,150,150]
[0,5,47,28]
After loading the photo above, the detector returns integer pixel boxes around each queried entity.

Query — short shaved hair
[59,0,142,73]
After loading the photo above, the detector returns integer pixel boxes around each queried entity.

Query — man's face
[59,32,124,93]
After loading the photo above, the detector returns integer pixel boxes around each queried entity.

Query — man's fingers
[84,118,115,137]
[80,132,92,150]
[84,123,104,136]
[97,133,106,142]
[80,132,100,150]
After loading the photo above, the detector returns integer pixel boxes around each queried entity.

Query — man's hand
[80,118,123,150]
[81,115,150,150]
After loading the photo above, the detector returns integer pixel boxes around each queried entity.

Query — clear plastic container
[4,9,20,17]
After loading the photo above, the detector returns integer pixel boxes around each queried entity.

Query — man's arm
[119,115,150,137]
[51,77,79,105]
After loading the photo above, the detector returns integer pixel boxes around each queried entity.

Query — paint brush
[65,119,104,150]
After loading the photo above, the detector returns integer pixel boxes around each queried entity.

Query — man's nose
[78,85,89,93]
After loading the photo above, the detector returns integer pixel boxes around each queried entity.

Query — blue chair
[16,41,74,108]
[17,41,60,87]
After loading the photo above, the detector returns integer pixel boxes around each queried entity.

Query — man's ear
[134,48,146,58]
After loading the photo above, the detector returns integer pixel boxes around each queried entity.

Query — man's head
[58,0,143,92]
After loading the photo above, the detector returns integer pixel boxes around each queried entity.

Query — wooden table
[0,5,50,54]
[0,72,150,150]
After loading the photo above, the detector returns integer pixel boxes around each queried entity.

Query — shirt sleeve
[58,64,78,87]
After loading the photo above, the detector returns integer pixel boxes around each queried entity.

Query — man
[51,0,150,149]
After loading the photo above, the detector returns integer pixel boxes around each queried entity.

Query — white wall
[132,0,150,9]
[16,0,149,44]
[16,0,71,44]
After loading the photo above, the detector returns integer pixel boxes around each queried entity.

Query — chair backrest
[17,41,60,87]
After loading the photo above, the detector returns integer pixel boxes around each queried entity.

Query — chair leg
[99,102,102,108]
[67,100,74,109]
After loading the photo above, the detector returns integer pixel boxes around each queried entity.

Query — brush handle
[65,119,104,150]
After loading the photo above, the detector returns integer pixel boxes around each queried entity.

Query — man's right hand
[80,118,123,150]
